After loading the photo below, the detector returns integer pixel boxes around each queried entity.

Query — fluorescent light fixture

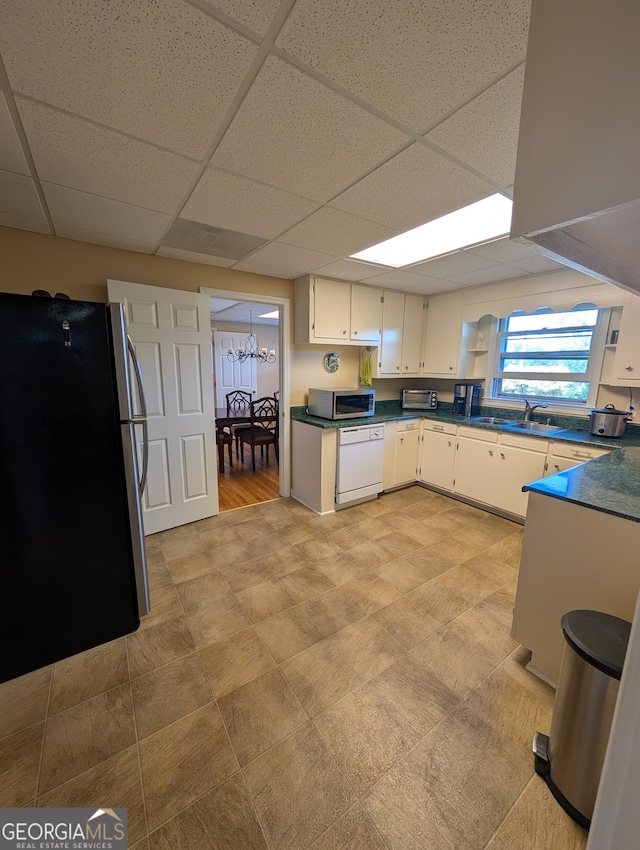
[351,193,513,268]
[258,310,279,319]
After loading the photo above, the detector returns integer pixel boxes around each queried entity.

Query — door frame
[200,286,291,498]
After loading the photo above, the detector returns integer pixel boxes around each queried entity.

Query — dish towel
[360,354,372,386]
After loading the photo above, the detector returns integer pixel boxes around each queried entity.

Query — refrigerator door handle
[127,335,149,496]
[121,422,150,617]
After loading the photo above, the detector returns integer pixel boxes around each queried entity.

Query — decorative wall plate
[323,352,340,373]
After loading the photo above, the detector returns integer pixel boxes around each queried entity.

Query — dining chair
[225,390,252,458]
[215,424,233,473]
[238,396,279,471]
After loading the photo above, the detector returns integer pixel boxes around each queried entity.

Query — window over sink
[488,306,608,408]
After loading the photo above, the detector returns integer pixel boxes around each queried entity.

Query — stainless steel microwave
[402,389,437,410]
[307,388,375,420]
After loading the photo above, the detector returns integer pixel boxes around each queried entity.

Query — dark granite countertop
[291,401,640,451]
[523,448,640,522]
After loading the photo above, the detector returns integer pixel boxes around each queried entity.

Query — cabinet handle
[449,366,453,370]
[489,450,493,456]
[447,440,452,447]
[342,329,347,335]
[500,452,505,459]
[396,366,400,370]
[572,451,592,458]
[400,437,404,444]
[554,464,561,470]
[625,365,634,371]
[433,424,444,431]
[404,366,408,370]
[354,330,358,335]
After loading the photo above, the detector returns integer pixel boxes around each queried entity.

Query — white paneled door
[108,279,219,534]
[213,331,257,409]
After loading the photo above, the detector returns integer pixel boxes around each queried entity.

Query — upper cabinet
[611,294,640,386]
[376,291,425,377]
[511,0,640,294]
[422,291,463,377]
[294,276,382,345]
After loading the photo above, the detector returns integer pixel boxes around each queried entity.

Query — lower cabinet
[419,421,456,490]
[454,427,547,518]
[544,441,611,476]
[394,422,420,486]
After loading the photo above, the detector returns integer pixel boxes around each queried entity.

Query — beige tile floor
[0,486,588,850]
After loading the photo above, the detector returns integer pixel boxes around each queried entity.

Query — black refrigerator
[0,291,150,684]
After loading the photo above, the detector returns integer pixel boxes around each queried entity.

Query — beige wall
[212,321,279,398]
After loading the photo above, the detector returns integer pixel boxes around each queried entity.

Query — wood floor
[217,444,280,512]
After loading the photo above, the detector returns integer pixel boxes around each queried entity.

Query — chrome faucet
[523,399,548,421]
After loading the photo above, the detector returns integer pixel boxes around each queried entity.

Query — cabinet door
[394,429,420,486]
[545,456,581,476]
[379,291,405,375]
[313,279,351,340]
[612,294,640,384]
[419,429,456,490]
[493,445,546,517]
[351,285,382,343]
[423,291,463,376]
[401,294,425,374]
[453,436,496,505]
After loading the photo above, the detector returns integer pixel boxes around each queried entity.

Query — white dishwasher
[336,424,385,506]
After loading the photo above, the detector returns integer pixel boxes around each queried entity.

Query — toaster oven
[402,389,438,410]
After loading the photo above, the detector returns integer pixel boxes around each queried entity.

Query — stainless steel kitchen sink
[469,416,513,425]
[505,421,567,434]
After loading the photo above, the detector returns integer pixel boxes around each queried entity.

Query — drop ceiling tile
[0,93,29,175]
[17,99,199,213]
[0,212,50,234]
[426,65,525,186]
[361,269,427,289]
[464,235,537,263]
[199,0,282,34]
[156,246,235,267]
[211,55,409,201]
[330,142,495,232]
[409,251,498,280]
[42,183,171,244]
[55,226,156,254]
[279,207,396,257]
[506,255,567,273]
[308,259,390,281]
[233,242,336,279]
[0,170,46,219]
[0,0,257,158]
[182,167,318,238]
[449,265,529,287]
[406,280,466,295]
[277,0,530,131]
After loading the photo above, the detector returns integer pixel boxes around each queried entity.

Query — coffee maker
[453,383,482,416]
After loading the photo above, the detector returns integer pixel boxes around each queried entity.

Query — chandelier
[226,312,276,364]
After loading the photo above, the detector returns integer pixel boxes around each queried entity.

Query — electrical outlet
[626,403,636,419]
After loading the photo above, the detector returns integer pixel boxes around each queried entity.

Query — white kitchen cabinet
[611,293,640,385]
[394,420,420,486]
[294,276,381,345]
[350,284,383,343]
[454,427,547,518]
[378,290,405,375]
[544,441,610,476]
[422,291,463,377]
[377,291,425,377]
[401,294,425,374]
[419,421,457,491]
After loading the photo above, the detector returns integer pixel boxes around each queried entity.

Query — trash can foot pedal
[533,731,550,777]
[532,731,590,831]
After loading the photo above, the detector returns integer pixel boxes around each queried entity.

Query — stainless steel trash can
[533,610,631,830]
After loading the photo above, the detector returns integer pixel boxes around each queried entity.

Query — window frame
[487,306,610,409]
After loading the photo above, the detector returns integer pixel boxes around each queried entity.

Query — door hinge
[381,296,384,303]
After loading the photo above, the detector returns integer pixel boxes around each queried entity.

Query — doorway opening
[209,296,282,513]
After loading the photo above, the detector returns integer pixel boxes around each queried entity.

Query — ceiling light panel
[211,55,409,202]
[0,0,257,158]
[352,194,513,267]
[277,0,531,132]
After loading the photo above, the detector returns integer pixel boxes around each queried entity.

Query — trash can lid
[561,610,631,680]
